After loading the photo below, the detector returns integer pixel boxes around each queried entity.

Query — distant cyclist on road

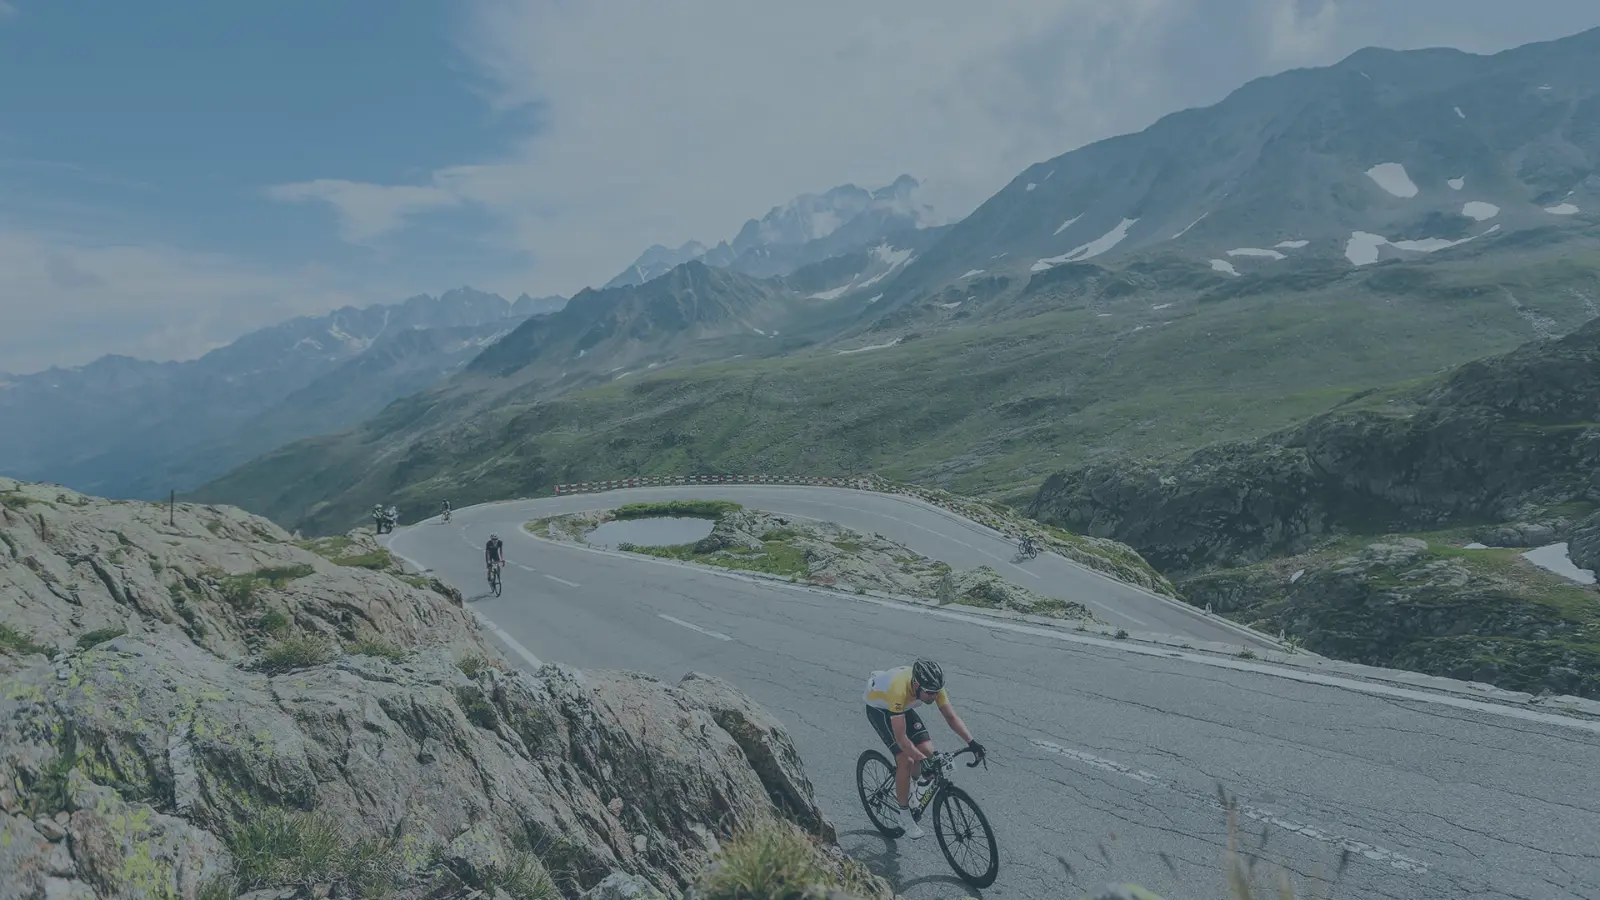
[863,659,985,839]
[485,533,505,579]
[441,499,452,522]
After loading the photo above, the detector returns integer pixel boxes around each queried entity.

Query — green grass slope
[195,246,1600,536]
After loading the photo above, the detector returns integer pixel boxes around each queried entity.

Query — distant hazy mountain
[0,288,551,498]
[605,175,939,288]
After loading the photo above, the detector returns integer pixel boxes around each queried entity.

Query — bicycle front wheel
[854,749,903,837]
[932,784,998,887]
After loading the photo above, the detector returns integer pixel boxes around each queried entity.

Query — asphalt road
[385,487,1600,900]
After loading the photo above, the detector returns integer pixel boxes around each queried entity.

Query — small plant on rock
[697,822,835,900]
[480,850,561,900]
[227,806,404,897]
[349,637,407,663]
[260,635,336,674]
[258,608,291,637]
[0,622,49,657]
[75,626,127,650]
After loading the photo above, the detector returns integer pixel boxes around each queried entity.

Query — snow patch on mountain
[1454,106,1466,119]
[1054,214,1083,236]
[1025,183,1038,192]
[1210,260,1240,276]
[808,284,854,301]
[1546,203,1580,215]
[1366,163,1420,198]
[1345,225,1499,265]
[960,269,986,278]
[1031,218,1139,272]
[837,339,900,355]
[1448,177,1465,190]
[1172,212,1208,239]
[1275,240,1309,249]
[1462,201,1499,221]
[872,244,914,267]
[1227,248,1286,259]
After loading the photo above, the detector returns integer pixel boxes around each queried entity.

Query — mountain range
[0,288,563,499]
[190,27,1600,537]
[604,174,940,288]
[863,27,1599,330]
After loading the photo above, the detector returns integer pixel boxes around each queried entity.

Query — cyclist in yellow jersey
[863,659,985,839]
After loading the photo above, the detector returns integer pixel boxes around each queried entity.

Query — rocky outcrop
[0,482,889,900]
[675,673,832,842]
[0,477,484,662]
[1570,511,1600,573]
[1030,318,1600,573]
[1179,537,1600,698]
[0,636,873,899]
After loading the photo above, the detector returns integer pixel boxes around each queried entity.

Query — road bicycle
[855,745,999,887]
[487,561,503,597]
[1015,538,1039,561]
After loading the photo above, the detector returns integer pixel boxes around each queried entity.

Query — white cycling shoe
[897,806,924,840]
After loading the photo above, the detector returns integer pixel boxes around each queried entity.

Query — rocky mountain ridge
[0,477,885,900]
[865,27,1600,326]
[605,175,938,288]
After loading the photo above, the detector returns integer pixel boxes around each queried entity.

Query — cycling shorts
[866,705,929,756]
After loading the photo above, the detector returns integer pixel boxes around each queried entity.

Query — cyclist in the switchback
[485,533,505,577]
[863,659,985,839]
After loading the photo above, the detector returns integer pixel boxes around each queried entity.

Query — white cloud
[0,226,386,372]
[0,2,17,22]
[276,0,1197,296]
[1262,0,1343,64]
[266,179,462,244]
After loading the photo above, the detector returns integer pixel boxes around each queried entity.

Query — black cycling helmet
[912,658,944,692]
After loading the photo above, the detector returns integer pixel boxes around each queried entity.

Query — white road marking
[544,574,580,587]
[472,610,546,668]
[658,614,733,641]
[1031,739,1430,875]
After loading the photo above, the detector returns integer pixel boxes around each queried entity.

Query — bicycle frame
[912,747,983,816]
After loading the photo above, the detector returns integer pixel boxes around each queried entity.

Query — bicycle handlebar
[946,746,988,769]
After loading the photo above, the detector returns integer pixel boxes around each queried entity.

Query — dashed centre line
[1031,738,1430,875]
[658,614,733,642]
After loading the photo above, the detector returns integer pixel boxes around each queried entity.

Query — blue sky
[3,0,1598,372]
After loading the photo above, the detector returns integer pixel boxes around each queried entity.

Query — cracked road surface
[387,487,1600,900]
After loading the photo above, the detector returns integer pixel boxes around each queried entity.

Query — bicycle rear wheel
[854,749,903,837]
[932,784,998,887]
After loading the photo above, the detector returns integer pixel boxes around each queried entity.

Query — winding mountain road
[384,486,1600,900]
